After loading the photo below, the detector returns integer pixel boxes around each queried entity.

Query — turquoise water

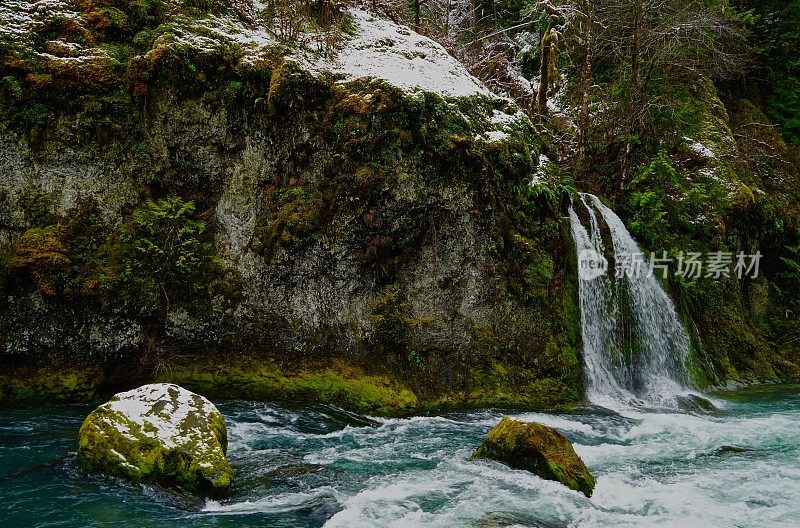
[2,387,799,527]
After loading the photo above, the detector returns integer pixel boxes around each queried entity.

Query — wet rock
[77,383,233,498]
[676,393,717,413]
[713,445,756,456]
[473,417,595,497]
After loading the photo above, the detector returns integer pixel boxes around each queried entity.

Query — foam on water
[2,393,800,527]
[209,396,800,528]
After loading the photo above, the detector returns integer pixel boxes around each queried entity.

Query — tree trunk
[575,0,594,177]
[630,1,642,91]
[537,15,559,116]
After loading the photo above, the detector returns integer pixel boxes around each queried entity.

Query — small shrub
[118,198,218,305]
[626,152,677,247]
[259,0,345,47]
[369,284,428,368]
[261,0,308,43]
[83,7,130,37]
[0,76,23,102]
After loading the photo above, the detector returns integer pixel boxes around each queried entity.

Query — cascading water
[569,192,692,409]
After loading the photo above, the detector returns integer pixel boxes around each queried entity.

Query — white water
[569,193,693,409]
[197,393,800,528]
[5,393,800,527]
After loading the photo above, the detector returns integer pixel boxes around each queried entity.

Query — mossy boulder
[473,417,595,497]
[77,383,233,498]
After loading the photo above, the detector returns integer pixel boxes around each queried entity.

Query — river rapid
[2,386,799,527]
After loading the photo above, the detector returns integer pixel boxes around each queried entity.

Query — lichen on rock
[77,383,233,498]
[473,416,595,497]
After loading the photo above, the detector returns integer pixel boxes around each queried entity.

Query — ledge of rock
[473,416,595,497]
[77,383,233,498]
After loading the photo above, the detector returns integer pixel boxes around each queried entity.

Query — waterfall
[569,193,692,409]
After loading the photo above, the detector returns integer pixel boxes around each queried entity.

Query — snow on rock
[319,9,491,99]
[77,383,233,498]
[1,2,491,100]
[0,0,115,66]
[475,108,527,143]
[0,0,80,38]
[482,130,509,142]
[685,137,717,159]
[179,12,274,60]
[531,153,551,186]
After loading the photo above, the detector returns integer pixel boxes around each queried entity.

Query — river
[2,385,799,527]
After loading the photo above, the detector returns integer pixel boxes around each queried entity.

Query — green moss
[11,225,71,295]
[427,374,580,413]
[268,60,317,112]
[16,188,58,227]
[369,284,423,365]
[0,366,103,405]
[0,76,23,100]
[76,385,233,498]
[253,185,326,256]
[164,359,419,417]
[0,351,582,415]
[473,417,595,497]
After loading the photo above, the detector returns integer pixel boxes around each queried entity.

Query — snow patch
[104,383,222,451]
[185,13,274,56]
[475,108,526,143]
[0,1,113,65]
[0,0,80,38]
[482,130,509,142]
[531,154,551,186]
[490,108,520,126]
[685,137,717,159]
[109,448,138,471]
[2,3,491,100]
[318,9,491,98]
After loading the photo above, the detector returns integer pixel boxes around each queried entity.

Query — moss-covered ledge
[162,358,420,417]
[0,355,582,416]
[0,365,105,406]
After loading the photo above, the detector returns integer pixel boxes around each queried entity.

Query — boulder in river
[473,417,595,497]
[77,383,233,498]
[675,393,717,413]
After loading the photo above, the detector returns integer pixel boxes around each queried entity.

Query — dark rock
[473,417,595,497]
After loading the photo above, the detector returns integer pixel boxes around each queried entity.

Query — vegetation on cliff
[0,0,580,412]
[0,0,799,409]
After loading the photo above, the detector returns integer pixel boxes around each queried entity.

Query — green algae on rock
[473,416,595,497]
[0,365,102,405]
[77,383,233,498]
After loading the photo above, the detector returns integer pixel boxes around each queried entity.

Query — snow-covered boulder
[77,384,233,498]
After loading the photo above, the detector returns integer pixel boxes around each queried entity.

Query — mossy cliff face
[473,416,596,497]
[0,1,581,412]
[77,383,233,498]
